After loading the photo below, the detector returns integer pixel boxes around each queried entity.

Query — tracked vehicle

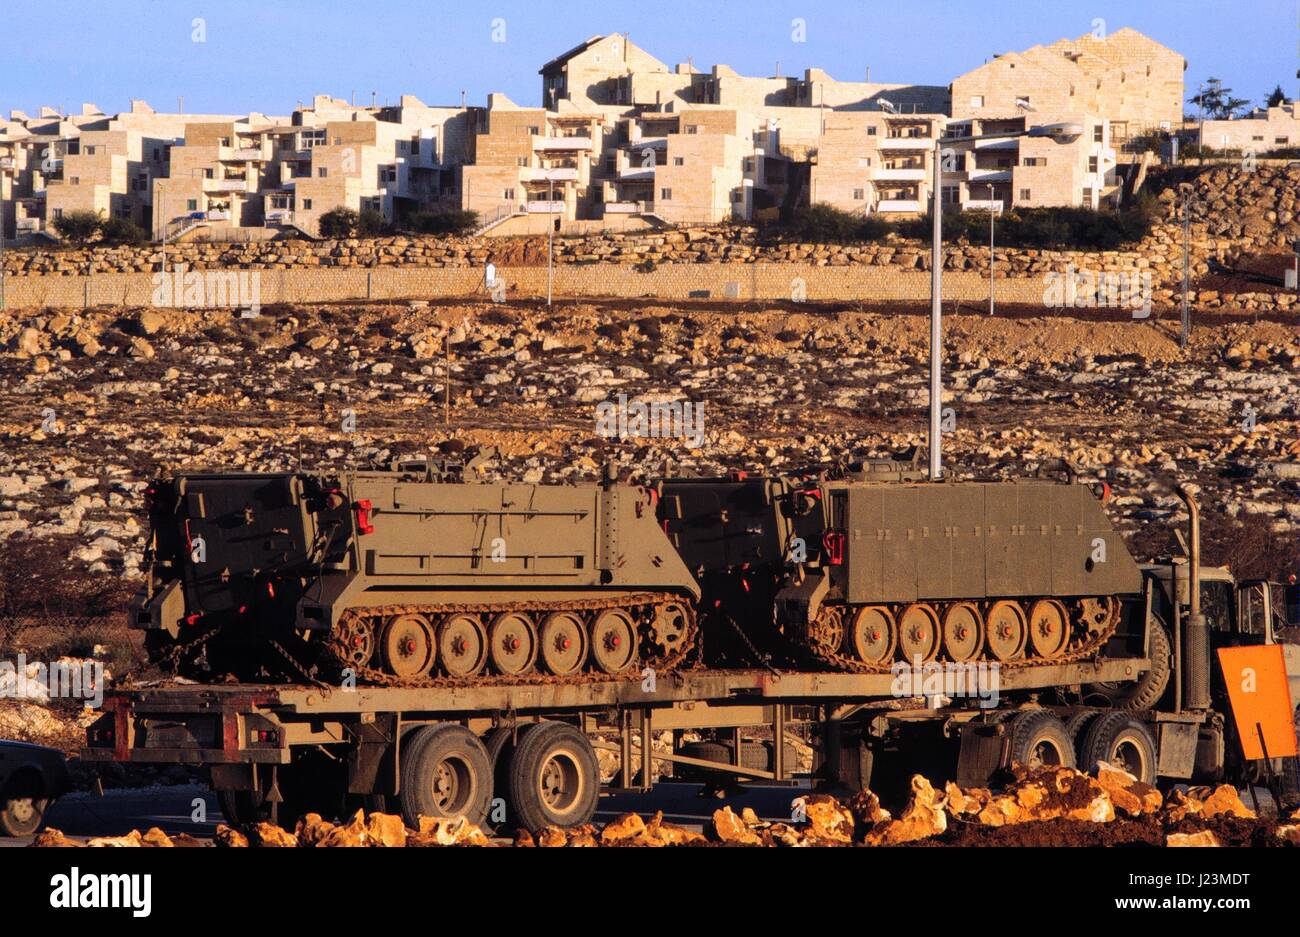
[132,463,700,684]
[657,457,1143,672]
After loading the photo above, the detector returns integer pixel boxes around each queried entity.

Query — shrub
[51,210,102,245]
[357,209,393,237]
[407,209,480,236]
[99,216,147,245]
[777,203,892,243]
[318,207,359,238]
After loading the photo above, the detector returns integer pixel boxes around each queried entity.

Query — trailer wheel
[1079,712,1158,784]
[1006,710,1075,770]
[217,790,265,827]
[507,721,599,831]
[1064,710,1102,765]
[1083,615,1171,711]
[400,724,493,827]
[0,772,48,837]
[483,724,541,828]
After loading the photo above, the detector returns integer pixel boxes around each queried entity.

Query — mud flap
[956,721,1009,788]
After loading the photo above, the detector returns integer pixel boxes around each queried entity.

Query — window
[527,125,539,136]
[503,188,514,200]
[1094,125,1104,143]
[302,198,312,210]
[660,187,672,200]
[942,185,960,204]
[271,194,291,209]
[69,176,79,185]
[397,141,408,153]
[1252,135,1264,142]
[670,156,682,166]
[1082,187,1093,203]
[732,190,743,202]
[1019,189,1031,201]
[853,188,865,200]
[1277,137,1289,145]
[1021,157,1044,167]
[220,137,231,147]
[743,158,754,173]
[970,95,984,108]
[53,208,63,219]
[318,167,328,177]
[867,126,877,136]
[1088,156,1099,173]
[517,157,529,166]
[186,199,197,211]
[686,125,699,135]
[379,166,396,183]
[152,147,161,160]
[84,145,96,155]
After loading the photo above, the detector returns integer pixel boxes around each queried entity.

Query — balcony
[618,166,655,182]
[532,135,594,153]
[525,200,565,213]
[266,209,295,225]
[874,167,926,182]
[973,138,1019,150]
[0,157,15,171]
[876,199,922,213]
[968,168,1013,182]
[603,201,645,214]
[522,167,579,183]
[961,199,1004,213]
[204,177,251,193]
[878,135,930,150]
[205,209,231,222]
[222,147,266,162]
[16,218,42,233]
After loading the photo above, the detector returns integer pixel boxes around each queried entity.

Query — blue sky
[4,0,1296,117]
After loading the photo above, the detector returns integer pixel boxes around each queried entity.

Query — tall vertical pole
[1182,196,1191,346]
[547,176,554,306]
[987,183,995,316]
[929,137,943,480]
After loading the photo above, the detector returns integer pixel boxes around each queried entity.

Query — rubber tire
[676,740,770,781]
[483,724,540,828]
[1006,710,1076,770]
[400,723,493,828]
[0,775,47,837]
[1079,712,1159,783]
[1084,616,1172,711]
[1279,709,1300,808]
[217,790,265,826]
[1064,710,1102,766]
[507,721,600,832]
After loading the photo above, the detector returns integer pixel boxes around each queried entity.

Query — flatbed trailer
[82,653,1199,830]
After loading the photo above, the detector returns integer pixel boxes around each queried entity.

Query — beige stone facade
[1199,102,1300,153]
[1,26,1185,243]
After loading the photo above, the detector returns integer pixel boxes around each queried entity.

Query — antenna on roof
[371,91,377,107]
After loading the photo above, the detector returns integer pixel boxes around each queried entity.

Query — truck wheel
[1279,709,1300,808]
[1083,616,1171,711]
[1079,712,1158,783]
[217,790,265,826]
[483,724,540,828]
[0,773,48,837]
[507,721,599,831]
[400,724,493,827]
[1006,710,1075,770]
[1064,710,1101,765]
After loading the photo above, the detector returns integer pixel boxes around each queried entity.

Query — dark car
[0,740,71,836]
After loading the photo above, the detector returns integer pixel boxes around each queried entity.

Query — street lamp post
[927,122,1083,481]
[987,183,996,316]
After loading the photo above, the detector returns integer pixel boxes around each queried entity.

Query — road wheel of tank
[648,601,692,658]
[0,772,48,837]
[897,604,940,663]
[985,600,1028,661]
[488,612,538,676]
[1007,710,1076,770]
[1028,599,1070,659]
[847,605,897,665]
[437,613,488,678]
[590,609,638,674]
[942,602,984,663]
[1083,614,1172,711]
[538,612,588,676]
[379,613,437,678]
[400,724,493,827]
[1079,712,1158,783]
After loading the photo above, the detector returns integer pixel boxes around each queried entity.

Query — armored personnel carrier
[657,456,1144,672]
[132,463,700,684]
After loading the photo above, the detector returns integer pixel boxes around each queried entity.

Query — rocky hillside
[1,297,1298,587]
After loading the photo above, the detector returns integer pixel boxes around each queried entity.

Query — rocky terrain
[1,295,1298,595]
[31,761,1300,847]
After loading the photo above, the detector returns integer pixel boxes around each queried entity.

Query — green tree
[1189,78,1250,120]
[1266,84,1288,108]
[357,209,392,237]
[51,210,102,245]
[318,206,358,238]
[407,209,481,236]
[99,216,147,245]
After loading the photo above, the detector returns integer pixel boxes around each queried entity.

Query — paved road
[2,780,815,846]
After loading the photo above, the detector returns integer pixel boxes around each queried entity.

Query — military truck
[84,479,1300,832]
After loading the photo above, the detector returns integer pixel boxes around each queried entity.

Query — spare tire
[677,740,770,781]
[1084,615,1171,711]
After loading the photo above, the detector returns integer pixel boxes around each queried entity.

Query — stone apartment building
[1198,101,1300,153]
[1,26,1185,243]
